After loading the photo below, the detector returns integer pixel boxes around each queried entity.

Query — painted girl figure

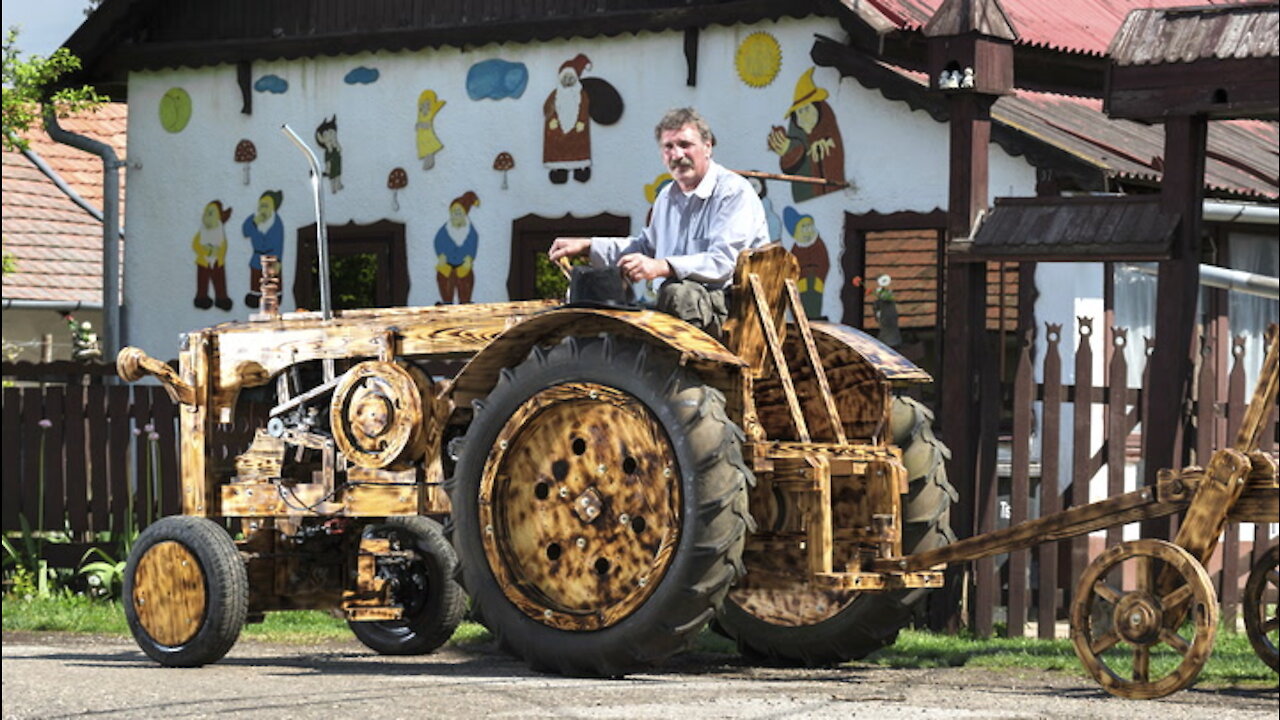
[416,89,446,170]
[315,115,344,193]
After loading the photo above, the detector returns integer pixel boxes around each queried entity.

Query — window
[293,221,408,310]
[508,213,630,300]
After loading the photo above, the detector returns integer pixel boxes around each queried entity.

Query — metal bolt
[559,486,570,498]
[544,609,554,618]
[586,506,598,517]
[589,390,598,400]
[576,537,587,549]
[663,467,672,478]
[499,439,508,450]
[485,524,494,535]
[618,513,630,525]
[638,576,648,587]
[597,464,607,474]
[1130,612,1142,626]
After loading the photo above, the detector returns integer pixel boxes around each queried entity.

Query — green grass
[1,594,494,646]
[3,595,1274,687]
[863,627,1276,687]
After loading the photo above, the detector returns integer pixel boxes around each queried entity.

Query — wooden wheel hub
[330,361,429,468]
[1114,592,1162,646]
[132,541,206,647]
[479,382,680,631]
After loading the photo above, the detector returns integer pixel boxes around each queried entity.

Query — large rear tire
[448,336,752,676]
[123,515,248,667]
[714,396,955,665]
[348,515,466,655]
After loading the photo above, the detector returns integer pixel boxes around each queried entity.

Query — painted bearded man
[543,53,593,184]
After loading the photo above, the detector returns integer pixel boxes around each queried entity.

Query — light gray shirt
[589,160,769,289]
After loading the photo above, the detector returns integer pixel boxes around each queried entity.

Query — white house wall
[121,17,1036,359]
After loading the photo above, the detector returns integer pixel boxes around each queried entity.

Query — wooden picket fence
[973,320,1278,638]
[0,363,256,567]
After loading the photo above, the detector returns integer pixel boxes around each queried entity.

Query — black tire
[714,396,955,665]
[448,335,752,676]
[348,516,466,655]
[123,515,247,667]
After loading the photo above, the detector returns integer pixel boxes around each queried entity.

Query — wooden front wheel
[123,516,247,667]
[1070,538,1217,699]
[1243,543,1279,672]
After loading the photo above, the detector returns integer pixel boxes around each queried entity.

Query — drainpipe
[43,109,124,360]
[1202,200,1279,225]
[1121,263,1280,300]
[2,299,104,312]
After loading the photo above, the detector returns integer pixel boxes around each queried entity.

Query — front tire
[348,516,466,655]
[123,516,248,667]
[448,336,752,676]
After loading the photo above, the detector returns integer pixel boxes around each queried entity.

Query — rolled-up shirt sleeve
[589,228,651,268]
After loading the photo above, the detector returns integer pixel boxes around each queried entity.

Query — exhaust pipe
[280,124,333,321]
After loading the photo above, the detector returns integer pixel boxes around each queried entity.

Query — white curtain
[1113,262,1158,387]
[1229,232,1280,392]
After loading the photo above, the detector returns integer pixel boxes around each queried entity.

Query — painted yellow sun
[736,32,782,88]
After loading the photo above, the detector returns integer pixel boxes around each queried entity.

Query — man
[549,107,769,336]
[435,191,480,304]
[543,54,593,184]
[243,190,284,309]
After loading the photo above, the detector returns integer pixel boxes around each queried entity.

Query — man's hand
[549,237,591,262]
[618,254,672,283]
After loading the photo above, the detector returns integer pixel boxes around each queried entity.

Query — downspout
[43,109,124,360]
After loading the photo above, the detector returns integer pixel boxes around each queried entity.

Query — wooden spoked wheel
[330,361,429,468]
[480,382,680,631]
[1070,538,1218,699]
[1243,544,1279,672]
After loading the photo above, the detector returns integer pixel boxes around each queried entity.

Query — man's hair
[654,107,714,145]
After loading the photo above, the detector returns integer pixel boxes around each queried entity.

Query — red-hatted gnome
[192,200,234,311]
[434,191,480,304]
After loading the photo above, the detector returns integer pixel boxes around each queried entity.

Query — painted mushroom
[493,152,514,190]
[235,139,257,185]
[387,167,408,211]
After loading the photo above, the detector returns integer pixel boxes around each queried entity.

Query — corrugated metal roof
[1109,2,1279,65]
[856,0,1250,56]
[863,56,1280,198]
[970,195,1180,259]
[1,104,128,303]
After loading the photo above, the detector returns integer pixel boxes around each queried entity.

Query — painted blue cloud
[466,59,528,101]
[254,75,288,94]
[344,67,380,85]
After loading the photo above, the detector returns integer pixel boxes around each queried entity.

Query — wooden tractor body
[118,244,954,673]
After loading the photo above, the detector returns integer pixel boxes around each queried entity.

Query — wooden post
[939,93,999,637]
[1142,115,1207,540]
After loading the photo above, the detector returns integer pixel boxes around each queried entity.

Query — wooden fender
[447,307,747,407]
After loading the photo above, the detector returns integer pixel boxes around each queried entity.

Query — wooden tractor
[116,244,955,675]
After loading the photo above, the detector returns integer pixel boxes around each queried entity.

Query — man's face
[202,204,221,230]
[659,124,712,192]
[255,197,275,226]
[559,68,578,89]
[449,204,467,228]
[795,103,819,133]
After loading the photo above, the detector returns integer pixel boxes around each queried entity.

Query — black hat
[565,265,638,310]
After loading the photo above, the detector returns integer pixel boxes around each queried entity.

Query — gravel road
[3,632,1276,719]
